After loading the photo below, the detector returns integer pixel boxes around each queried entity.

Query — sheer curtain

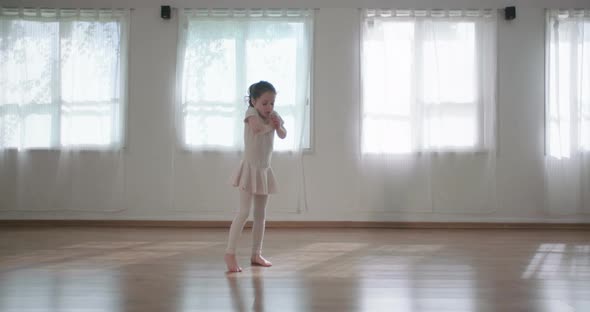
[173,9,313,213]
[545,9,590,215]
[175,8,312,152]
[0,8,129,212]
[359,9,497,214]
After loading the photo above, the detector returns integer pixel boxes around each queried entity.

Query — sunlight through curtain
[358,9,497,214]
[0,8,129,212]
[544,9,590,215]
[173,9,313,213]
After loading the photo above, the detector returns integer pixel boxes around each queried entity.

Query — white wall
[1,0,589,222]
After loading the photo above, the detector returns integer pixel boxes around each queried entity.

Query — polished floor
[0,226,589,312]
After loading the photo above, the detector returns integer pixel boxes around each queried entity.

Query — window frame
[360,9,496,155]
[176,9,314,153]
[0,8,129,151]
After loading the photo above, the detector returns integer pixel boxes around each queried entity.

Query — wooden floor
[0,227,588,312]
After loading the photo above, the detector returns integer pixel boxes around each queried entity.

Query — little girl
[225,81,287,272]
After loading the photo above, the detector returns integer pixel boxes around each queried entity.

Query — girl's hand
[270,113,281,129]
[270,112,287,139]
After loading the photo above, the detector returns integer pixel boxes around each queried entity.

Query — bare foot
[224,253,242,272]
[251,255,272,267]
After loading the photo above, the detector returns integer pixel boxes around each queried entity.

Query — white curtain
[545,9,590,215]
[173,9,312,213]
[0,8,128,149]
[175,8,312,152]
[0,8,129,212]
[358,9,497,214]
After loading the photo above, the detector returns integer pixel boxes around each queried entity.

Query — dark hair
[247,81,276,107]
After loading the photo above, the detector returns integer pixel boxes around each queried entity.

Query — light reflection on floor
[522,243,590,279]
[522,243,590,312]
[0,229,589,312]
[0,270,121,312]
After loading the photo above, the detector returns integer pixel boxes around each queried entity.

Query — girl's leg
[251,194,272,267]
[225,190,253,272]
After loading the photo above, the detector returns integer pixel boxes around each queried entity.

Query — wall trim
[0,220,589,229]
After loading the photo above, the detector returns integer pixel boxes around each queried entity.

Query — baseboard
[0,220,589,229]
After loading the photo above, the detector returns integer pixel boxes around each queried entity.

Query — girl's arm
[247,116,274,135]
[275,125,287,139]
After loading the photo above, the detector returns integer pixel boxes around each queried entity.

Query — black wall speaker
[504,6,516,20]
[161,5,171,19]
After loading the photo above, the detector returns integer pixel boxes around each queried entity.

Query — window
[0,8,129,149]
[177,9,313,151]
[546,9,590,159]
[361,9,497,154]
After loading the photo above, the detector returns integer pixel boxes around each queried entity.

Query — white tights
[226,191,268,256]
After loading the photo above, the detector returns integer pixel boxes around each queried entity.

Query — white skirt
[230,160,278,195]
